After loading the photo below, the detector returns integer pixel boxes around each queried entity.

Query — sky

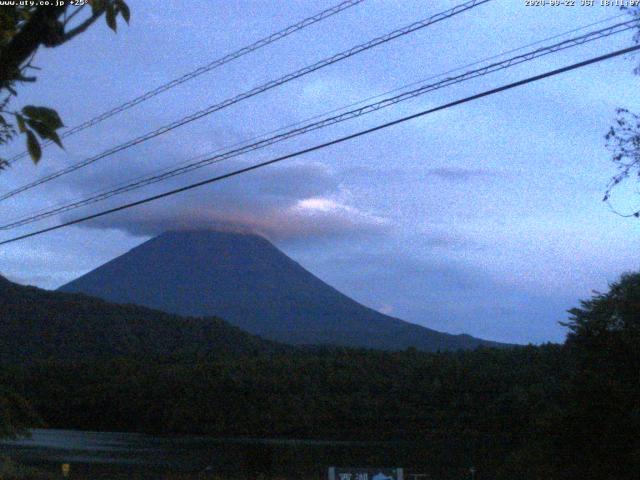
[1,0,639,344]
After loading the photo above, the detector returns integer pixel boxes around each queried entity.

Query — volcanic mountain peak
[59,230,503,351]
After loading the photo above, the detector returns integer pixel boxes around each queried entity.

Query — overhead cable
[0,0,491,201]
[6,0,367,164]
[2,18,636,230]
[1,43,637,246]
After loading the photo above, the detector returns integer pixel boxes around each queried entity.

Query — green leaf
[116,0,130,23]
[91,0,105,15]
[25,119,46,136]
[21,106,38,118]
[25,119,63,149]
[15,114,26,133]
[25,129,41,164]
[105,3,117,32]
[22,105,63,129]
[46,129,63,149]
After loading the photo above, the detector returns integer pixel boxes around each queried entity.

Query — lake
[1,429,428,479]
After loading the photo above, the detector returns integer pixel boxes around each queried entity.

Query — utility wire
[0,13,631,228]
[9,11,621,225]
[2,18,637,231]
[6,0,366,165]
[1,44,638,246]
[2,17,635,228]
[0,0,491,202]
[9,9,626,230]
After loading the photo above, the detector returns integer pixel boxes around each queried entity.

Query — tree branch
[63,4,86,28]
[61,7,105,43]
[0,6,65,88]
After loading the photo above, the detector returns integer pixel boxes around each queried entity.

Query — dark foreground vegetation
[1,273,639,479]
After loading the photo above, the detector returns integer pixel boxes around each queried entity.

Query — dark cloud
[425,167,498,182]
[338,166,500,185]
[67,160,389,241]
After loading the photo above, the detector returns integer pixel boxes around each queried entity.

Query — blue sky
[1,0,639,344]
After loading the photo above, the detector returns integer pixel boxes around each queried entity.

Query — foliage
[0,456,54,480]
[604,7,640,215]
[497,272,640,479]
[0,274,570,478]
[605,106,640,217]
[0,386,40,439]
[0,275,283,364]
[553,273,640,480]
[562,271,640,340]
[0,272,639,478]
[0,1,129,166]
[1,345,568,479]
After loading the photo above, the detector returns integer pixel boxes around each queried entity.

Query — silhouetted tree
[0,387,39,439]
[0,1,130,166]
[604,7,640,216]
[556,272,640,480]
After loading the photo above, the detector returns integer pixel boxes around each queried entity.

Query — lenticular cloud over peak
[69,161,389,242]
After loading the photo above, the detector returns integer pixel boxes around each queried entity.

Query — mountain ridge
[0,273,283,363]
[59,230,504,351]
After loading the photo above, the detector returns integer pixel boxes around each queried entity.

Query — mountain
[0,274,281,364]
[59,230,503,351]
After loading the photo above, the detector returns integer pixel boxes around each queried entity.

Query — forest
[1,272,639,479]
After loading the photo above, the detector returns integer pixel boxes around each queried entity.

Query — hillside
[59,230,503,351]
[0,275,281,363]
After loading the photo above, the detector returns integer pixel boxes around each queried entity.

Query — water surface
[1,429,417,478]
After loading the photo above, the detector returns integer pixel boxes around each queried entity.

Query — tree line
[1,272,639,479]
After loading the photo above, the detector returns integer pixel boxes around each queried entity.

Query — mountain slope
[0,274,281,363]
[60,230,503,351]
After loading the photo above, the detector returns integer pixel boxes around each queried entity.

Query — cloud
[339,166,500,185]
[425,167,498,182]
[68,160,389,242]
[417,230,482,250]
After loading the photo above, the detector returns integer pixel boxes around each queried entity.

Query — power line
[6,11,622,226]
[2,18,636,231]
[0,0,491,202]
[17,9,626,232]
[1,44,637,246]
[5,0,366,165]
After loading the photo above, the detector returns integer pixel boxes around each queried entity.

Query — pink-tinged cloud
[69,161,389,241]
